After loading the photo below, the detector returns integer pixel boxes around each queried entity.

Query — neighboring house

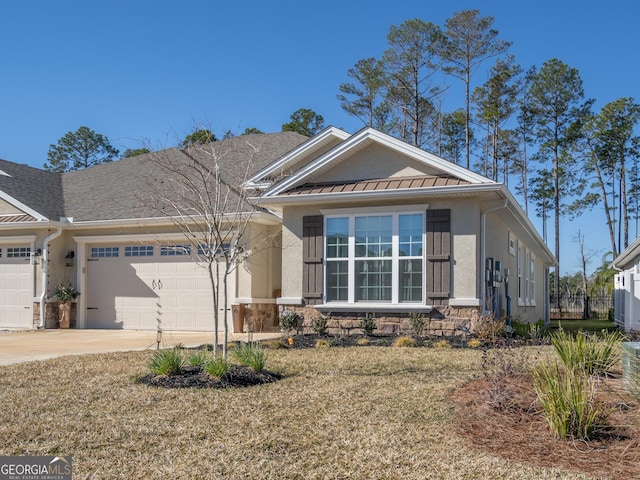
[0,126,554,334]
[613,238,640,332]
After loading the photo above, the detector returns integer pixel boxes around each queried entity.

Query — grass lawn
[0,346,602,479]
[548,318,618,334]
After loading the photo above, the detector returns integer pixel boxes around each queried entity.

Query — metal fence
[549,294,614,321]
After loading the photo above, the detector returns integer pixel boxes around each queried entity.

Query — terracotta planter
[58,301,71,329]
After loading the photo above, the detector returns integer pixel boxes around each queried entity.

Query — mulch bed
[136,364,282,389]
[451,373,640,480]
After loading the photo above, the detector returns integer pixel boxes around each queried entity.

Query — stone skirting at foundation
[281,305,482,337]
[33,302,78,329]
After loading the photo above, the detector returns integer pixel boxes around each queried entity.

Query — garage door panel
[86,244,234,331]
[0,246,33,329]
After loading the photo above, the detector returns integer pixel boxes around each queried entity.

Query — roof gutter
[38,219,69,328]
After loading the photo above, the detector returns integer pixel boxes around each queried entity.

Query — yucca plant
[204,356,230,378]
[532,360,603,440]
[148,347,184,376]
[551,328,624,376]
[232,342,268,372]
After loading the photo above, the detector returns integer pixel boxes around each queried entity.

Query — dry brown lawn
[0,345,633,479]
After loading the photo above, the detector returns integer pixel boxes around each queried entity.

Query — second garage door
[85,243,234,331]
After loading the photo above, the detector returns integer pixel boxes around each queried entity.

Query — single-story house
[613,238,640,332]
[0,126,554,334]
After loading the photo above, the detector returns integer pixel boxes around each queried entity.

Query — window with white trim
[160,244,191,256]
[529,253,536,306]
[125,245,154,257]
[91,246,119,258]
[325,212,424,304]
[517,242,523,306]
[7,246,30,258]
[525,248,531,305]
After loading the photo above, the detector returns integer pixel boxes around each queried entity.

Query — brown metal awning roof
[280,175,471,196]
[0,214,38,223]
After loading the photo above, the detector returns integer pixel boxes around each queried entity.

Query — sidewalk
[0,329,281,366]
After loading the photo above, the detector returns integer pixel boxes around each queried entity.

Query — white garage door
[0,245,33,328]
[86,243,234,331]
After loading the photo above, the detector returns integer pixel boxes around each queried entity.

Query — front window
[325,212,424,304]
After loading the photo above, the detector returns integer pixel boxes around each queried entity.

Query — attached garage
[0,241,34,329]
[82,241,234,331]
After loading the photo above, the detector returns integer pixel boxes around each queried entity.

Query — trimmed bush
[311,315,329,336]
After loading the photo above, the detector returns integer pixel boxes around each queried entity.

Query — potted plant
[54,283,79,329]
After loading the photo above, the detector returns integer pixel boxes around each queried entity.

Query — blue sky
[1,0,638,274]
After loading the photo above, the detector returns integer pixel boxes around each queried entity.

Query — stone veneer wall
[242,303,280,332]
[33,302,78,329]
[284,305,482,337]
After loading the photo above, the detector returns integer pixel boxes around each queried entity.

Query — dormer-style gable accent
[0,191,47,222]
[261,127,493,199]
[245,126,350,190]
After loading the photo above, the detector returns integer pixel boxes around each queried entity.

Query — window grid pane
[326,261,349,301]
[355,259,392,301]
[7,247,31,258]
[399,259,422,302]
[160,245,191,256]
[355,216,392,257]
[399,214,423,256]
[326,217,349,258]
[91,247,119,258]
[124,245,154,257]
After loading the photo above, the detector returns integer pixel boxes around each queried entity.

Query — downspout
[38,221,65,329]
[480,199,508,315]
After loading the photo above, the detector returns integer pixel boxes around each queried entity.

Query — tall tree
[582,98,640,254]
[514,66,537,215]
[526,58,592,301]
[382,18,444,148]
[45,126,119,172]
[181,129,217,147]
[440,110,467,164]
[281,108,325,136]
[338,57,387,128]
[441,9,511,169]
[471,55,521,181]
[528,168,555,244]
[123,148,150,158]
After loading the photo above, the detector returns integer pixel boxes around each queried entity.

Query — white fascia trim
[448,298,481,307]
[614,236,640,269]
[314,303,434,313]
[321,204,429,216]
[245,126,351,186]
[73,232,194,245]
[0,234,37,244]
[256,183,502,206]
[263,127,493,197]
[0,190,48,221]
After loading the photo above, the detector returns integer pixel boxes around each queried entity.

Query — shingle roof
[0,160,64,220]
[62,132,308,221]
[280,175,471,196]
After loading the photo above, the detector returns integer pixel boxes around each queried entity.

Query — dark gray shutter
[302,215,323,305]
[426,209,451,306]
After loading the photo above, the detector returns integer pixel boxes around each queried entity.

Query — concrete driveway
[0,329,281,366]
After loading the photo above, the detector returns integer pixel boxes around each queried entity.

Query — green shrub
[187,350,208,367]
[279,309,300,334]
[532,361,603,440]
[148,347,184,376]
[409,312,426,338]
[551,328,624,376]
[311,315,329,336]
[359,313,376,336]
[232,342,268,372]
[204,356,230,378]
[393,336,416,348]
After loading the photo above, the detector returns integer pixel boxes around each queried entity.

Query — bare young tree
[142,138,262,358]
